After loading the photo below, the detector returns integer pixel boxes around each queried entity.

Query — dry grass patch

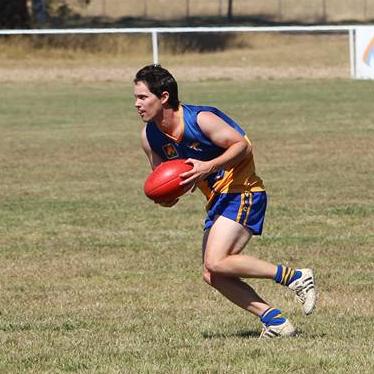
[0,33,349,82]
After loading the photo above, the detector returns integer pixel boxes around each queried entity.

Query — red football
[144,159,193,202]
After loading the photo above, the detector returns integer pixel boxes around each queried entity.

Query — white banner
[355,26,374,79]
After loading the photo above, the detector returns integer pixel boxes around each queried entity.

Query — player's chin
[137,112,148,121]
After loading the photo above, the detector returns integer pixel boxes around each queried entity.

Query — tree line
[0,0,91,28]
[0,0,235,28]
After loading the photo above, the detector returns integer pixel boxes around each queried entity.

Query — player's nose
[134,98,141,108]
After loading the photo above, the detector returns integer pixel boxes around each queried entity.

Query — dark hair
[134,64,180,110]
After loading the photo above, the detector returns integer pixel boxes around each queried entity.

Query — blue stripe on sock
[260,308,286,327]
[274,264,283,283]
[288,270,302,285]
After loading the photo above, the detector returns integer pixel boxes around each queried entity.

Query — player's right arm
[141,126,163,170]
[141,126,178,207]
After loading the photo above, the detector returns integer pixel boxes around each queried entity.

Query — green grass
[0,80,373,373]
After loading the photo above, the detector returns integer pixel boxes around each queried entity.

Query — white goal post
[1,25,373,79]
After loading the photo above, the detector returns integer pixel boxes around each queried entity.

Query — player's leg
[205,190,316,316]
[205,215,316,315]
[202,224,270,317]
[202,219,295,338]
[204,216,277,279]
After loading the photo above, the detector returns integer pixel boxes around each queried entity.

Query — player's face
[134,81,163,122]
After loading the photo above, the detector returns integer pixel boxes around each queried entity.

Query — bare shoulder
[141,124,147,138]
[140,125,163,169]
[197,111,222,125]
[196,111,242,138]
[141,125,151,151]
[196,110,247,148]
[196,111,230,134]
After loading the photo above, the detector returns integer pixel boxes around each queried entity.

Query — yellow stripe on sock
[287,269,295,284]
[285,268,296,285]
[284,268,292,285]
[281,266,286,285]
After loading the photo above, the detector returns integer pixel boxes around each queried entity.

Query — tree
[0,0,30,28]
[32,0,48,24]
[227,0,233,21]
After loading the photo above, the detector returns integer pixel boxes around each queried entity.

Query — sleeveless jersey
[145,104,265,206]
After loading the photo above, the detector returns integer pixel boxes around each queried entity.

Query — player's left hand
[179,158,214,186]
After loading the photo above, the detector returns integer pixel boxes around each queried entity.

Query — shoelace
[294,284,306,303]
[260,324,280,338]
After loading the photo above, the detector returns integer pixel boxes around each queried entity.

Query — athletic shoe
[260,319,296,339]
[288,268,316,315]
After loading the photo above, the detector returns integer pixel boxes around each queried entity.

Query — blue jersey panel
[146,104,245,162]
[145,104,265,202]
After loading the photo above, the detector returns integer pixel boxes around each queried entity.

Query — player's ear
[160,91,169,105]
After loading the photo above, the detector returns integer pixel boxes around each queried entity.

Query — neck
[155,106,181,136]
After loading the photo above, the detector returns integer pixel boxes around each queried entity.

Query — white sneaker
[288,268,316,315]
[260,319,296,339]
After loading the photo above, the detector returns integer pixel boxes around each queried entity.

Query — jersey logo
[187,142,203,151]
[162,143,179,159]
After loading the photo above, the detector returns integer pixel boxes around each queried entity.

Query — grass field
[0,33,349,81]
[0,79,373,373]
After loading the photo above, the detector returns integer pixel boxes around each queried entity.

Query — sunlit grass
[0,33,350,84]
[0,80,373,372]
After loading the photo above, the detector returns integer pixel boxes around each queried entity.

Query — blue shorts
[204,191,267,235]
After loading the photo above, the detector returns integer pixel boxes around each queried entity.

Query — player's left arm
[180,111,251,185]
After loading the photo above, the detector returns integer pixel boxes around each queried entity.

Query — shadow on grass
[203,329,328,339]
[202,329,260,339]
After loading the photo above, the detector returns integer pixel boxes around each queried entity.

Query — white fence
[1,25,373,79]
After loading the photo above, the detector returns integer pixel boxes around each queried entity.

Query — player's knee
[204,258,222,275]
[202,269,212,285]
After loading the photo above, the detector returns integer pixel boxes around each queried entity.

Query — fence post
[349,28,356,79]
[152,30,159,64]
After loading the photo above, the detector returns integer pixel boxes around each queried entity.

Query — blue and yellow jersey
[145,104,265,207]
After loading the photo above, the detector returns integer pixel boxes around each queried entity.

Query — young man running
[134,64,316,338]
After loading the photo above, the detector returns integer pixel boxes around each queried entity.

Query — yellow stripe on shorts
[236,192,246,223]
[243,192,253,226]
